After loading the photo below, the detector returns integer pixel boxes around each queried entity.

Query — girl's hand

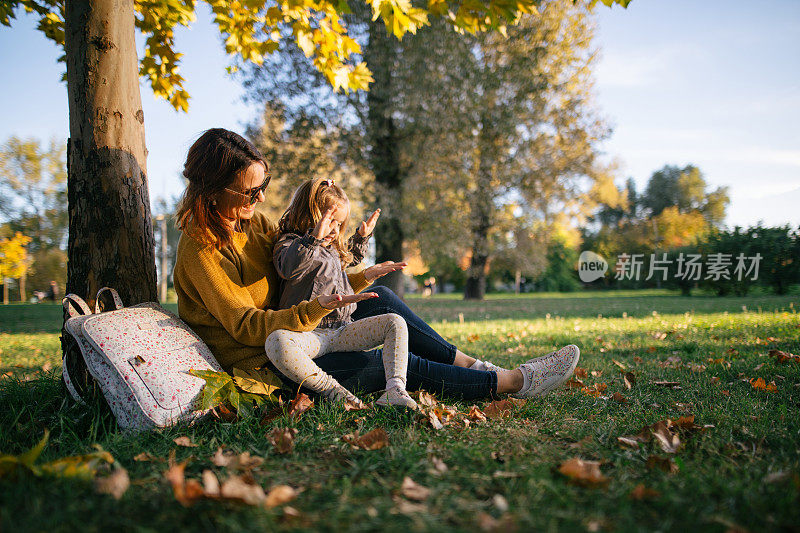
[364,261,407,282]
[318,292,379,310]
[358,209,381,237]
[312,207,336,240]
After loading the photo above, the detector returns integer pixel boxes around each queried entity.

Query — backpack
[61,287,223,432]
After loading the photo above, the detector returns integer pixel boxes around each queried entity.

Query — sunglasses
[225,172,271,205]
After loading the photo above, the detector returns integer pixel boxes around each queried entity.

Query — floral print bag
[61,287,223,432]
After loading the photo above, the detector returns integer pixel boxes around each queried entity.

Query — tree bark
[365,19,405,296]
[19,273,26,302]
[64,0,157,307]
[464,125,495,301]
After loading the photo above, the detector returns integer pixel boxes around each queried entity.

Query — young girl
[267,178,418,409]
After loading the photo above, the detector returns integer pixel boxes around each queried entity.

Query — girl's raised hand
[312,206,336,240]
[318,292,379,310]
[364,261,407,282]
[358,208,381,237]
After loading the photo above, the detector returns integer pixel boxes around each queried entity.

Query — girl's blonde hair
[278,178,353,266]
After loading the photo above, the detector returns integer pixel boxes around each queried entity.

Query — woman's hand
[318,292,379,310]
[358,209,381,237]
[364,261,407,282]
[312,207,336,240]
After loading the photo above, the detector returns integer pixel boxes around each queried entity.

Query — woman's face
[215,162,267,223]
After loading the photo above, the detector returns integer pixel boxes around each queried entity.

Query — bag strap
[94,287,124,313]
[62,294,91,318]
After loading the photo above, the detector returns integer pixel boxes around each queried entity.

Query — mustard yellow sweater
[173,211,370,373]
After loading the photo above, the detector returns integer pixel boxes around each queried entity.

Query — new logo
[578,251,608,282]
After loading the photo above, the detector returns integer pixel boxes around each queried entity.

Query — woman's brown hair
[176,128,268,249]
[278,178,353,266]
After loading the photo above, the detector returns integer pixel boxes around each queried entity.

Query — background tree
[0,136,68,295]
[0,232,32,303]
[3,0,629,304]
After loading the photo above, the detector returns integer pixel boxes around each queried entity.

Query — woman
[173,128,579,402]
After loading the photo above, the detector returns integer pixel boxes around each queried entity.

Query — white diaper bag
[61,287,223,431]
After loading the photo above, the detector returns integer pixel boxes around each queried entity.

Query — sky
[0,0,798,227]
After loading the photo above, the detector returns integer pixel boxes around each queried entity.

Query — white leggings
[264,313,409,394]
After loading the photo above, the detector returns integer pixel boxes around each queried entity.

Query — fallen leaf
[753,363,765,371]
[173,436,198,448]
[211,448,264,471]
[400,476,431,501]
[467,405,487,422]
[645,455,678,473]
[611,392,627,404]
[133,452,159,462]
[415,391,438,408]
[202,469,220,496]
[623,372,635,390]
[265,484,298,508]
[94,466,130,500]
[590,370,603,378]
[769,349,800,364]
[429,456,448,475]
[653,381,681,389]
[557,458,608,487]
[483,399,516,419]
[342,428,389,450]
[565,378,585,389]
[617,436,640,448]
[213,404,238,422]
[220,475,267,505]
[650,420,681,453]
[574,367,588,379]
[611,359,627,370]
[344,399,369,411]
[629,483,660,500]
[165,454,204,507]
[647,347,657,353]
[269,428,298,455]
[391,495,427,515]
[424,408,445,430]
[581,383,608,397]
[633,356,643,363]
[288,393,314,418]
[749,377,777,393]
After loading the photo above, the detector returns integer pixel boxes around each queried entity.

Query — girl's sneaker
[512,345,580,399]
[376,387,419,409]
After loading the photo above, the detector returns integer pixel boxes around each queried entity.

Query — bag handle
[62,294,91,318]
[94,287,124,313]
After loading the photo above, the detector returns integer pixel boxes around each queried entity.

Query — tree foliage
[1,0,631,110]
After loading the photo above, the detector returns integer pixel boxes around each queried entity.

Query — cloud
[595,44,701,89]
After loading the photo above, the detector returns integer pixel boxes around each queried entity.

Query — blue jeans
[266,286,498,400]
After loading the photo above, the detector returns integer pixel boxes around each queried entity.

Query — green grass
[1,291,799,532]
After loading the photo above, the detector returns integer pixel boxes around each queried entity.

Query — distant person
[46,281,60,302]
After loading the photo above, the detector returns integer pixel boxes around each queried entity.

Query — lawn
[1,291,799,532]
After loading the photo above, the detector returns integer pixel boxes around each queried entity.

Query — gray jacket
[273,230,371,328]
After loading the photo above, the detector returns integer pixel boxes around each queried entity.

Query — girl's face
[322,202,349,246]
[215,162,267,223]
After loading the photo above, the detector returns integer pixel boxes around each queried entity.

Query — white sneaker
[512,345,580,399]
[483,361,508,372]
[375,387,419,409]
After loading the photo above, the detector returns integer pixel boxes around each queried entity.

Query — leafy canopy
[1,0,631,111]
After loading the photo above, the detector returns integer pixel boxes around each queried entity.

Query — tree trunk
[2,280,8,305]
[64,0,157,308]
[19,273,26,302]
[365,19,404,296]
[464,124,495,301]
